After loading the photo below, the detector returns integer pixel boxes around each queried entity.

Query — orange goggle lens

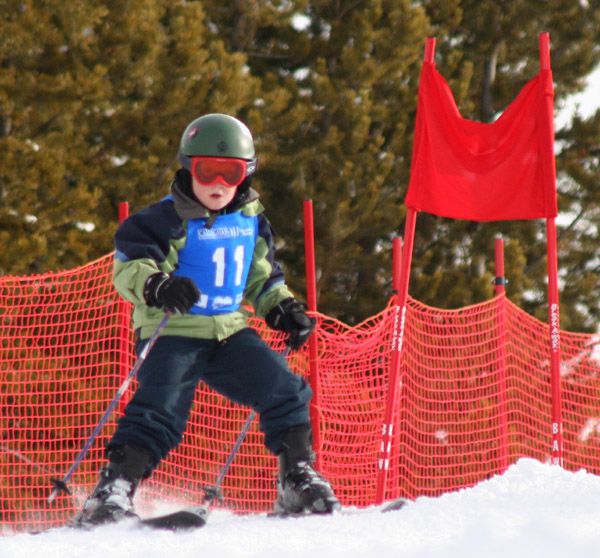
[191,157,247,187]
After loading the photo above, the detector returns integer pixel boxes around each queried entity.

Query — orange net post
[1,256,600,533]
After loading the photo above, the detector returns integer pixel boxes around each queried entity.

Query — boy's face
[192,177,237,211]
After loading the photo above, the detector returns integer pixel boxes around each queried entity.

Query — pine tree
[203,0,600,328]
[0,0,259,274]
[202,0,431,322]
[2,0,598,330]
[0,0,105,274]
[555,110,600,331]
[87,0,261,222]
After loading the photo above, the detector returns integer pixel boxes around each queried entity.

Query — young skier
[76,113,340,526]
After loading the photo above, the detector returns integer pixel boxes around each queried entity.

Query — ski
[381,497,408,512]
[41,505,211,534]
[138,505,209,531]
[268,497,408,519]
[134,496,406,529]
[71,506,209,532]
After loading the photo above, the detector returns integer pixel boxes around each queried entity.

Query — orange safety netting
[1,254,599,533]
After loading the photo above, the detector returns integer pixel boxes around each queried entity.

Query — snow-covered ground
[3,458,600,558]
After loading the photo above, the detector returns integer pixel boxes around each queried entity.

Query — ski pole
[48,312,171,504]
[203,345,292,505]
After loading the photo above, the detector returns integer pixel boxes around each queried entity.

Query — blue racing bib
[173,212,258,315]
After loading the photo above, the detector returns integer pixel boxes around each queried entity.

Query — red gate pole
[493,236,510,472]
[546,217,563,465]
[539,32,563,466]
[375,208,418,504]
[391,235,405,498]
[118,201,129,227]
[303,200,322,469]
[392,236,403,293]
[493,236,506,297]
[374,36,435,504]
[117,202,130,414]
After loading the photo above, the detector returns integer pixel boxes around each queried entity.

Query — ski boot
[74,445,152,528]
[274,424,340,515]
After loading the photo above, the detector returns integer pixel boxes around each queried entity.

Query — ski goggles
[190,157,256,188]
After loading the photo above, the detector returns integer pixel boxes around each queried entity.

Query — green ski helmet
[178,113,257,177]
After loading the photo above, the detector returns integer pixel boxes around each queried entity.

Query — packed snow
[3,458,600,558]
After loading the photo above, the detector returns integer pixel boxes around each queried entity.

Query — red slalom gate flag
[405,62,558,221]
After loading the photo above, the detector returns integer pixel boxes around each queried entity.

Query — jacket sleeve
[244,214,294,317]
[113,199,186,305]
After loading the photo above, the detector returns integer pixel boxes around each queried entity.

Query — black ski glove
[265,298,316,350]
[143,272,200,314]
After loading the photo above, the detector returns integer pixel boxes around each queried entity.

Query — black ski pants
[107,328,311,471]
